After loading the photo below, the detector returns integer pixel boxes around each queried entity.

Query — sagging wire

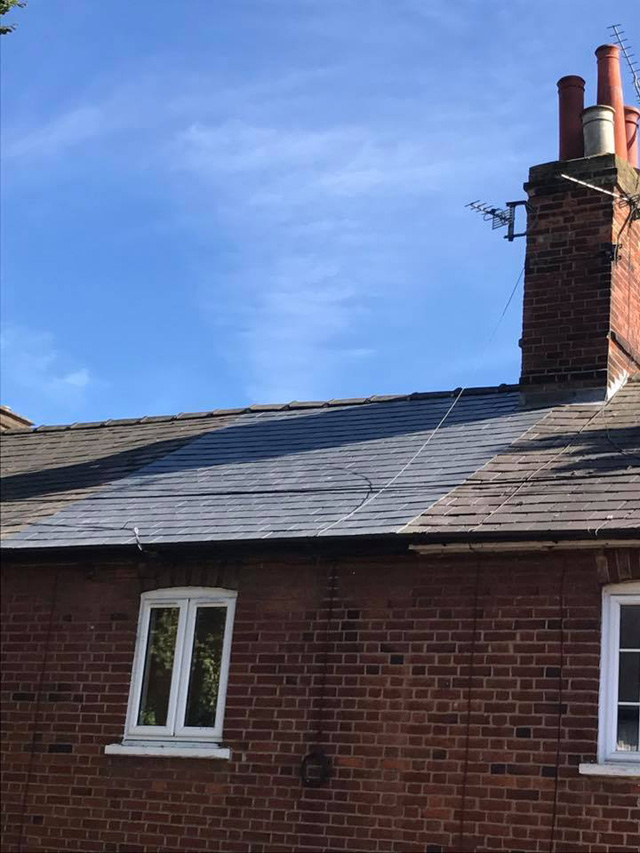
[469,396,617,533]
[17,464,636,523]
[315,265,526,536]
[15,464,636,543]
[132,526,143,551]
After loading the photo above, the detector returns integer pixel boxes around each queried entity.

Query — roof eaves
[2,525,638,562]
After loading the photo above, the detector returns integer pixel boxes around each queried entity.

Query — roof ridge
[0,383,522,435]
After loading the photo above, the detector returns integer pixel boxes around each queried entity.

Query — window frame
[123,587,237,745]
[598,582,640,764]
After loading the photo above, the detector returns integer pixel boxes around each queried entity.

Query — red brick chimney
[519,45,640,399]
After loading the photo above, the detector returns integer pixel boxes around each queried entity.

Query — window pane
[184,606,227,728]
[620,605,640,649]
[137,607,179,726]
[618,652,640,703]
[616,705,639,752]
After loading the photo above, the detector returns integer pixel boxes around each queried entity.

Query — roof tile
[2,382,639,548]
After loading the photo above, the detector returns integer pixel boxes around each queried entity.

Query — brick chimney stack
[519,45,640,399]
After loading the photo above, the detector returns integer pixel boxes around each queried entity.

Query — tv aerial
[608,24,640,104]
[465,199,529,242]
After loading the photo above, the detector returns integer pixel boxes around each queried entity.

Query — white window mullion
[173,599,199,733]
[165,600,190,736]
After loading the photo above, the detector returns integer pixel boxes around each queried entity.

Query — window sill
[105,743,231,760]
[578,762,640,778]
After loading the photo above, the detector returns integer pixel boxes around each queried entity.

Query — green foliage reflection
[185,608,226,728]
[138,608,178,726]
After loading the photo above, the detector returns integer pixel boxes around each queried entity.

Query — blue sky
[1,0,637,424]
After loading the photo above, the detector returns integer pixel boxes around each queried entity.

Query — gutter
[1,528,639,565]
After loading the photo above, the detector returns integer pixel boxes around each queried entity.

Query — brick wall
[2,547,639,852]
[520,154,640,392]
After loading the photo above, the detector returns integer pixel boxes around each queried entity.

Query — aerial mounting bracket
[504,200,530,242]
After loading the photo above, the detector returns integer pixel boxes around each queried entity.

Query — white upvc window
[597,583,640,765]
[106,588,236,758]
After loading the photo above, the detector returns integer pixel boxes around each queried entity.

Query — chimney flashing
[519,384,608,409]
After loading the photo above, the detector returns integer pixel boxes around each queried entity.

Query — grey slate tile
[2,381,639,547]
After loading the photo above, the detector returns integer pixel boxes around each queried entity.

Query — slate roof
[1,381,639,550]
[406,379,640,537]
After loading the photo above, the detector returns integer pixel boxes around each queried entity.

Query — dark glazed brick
[509,789,540,801]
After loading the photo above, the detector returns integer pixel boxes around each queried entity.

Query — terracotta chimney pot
[595,44,628,160]
[624,105,640,168]
[557,75,585,160]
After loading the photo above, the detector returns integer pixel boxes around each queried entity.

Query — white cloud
[1,1,537,406]
[172,106,516,401]
[176,119,463,204]
[4,107,106,160]
[54,368,92,389]
[2,73,176,168]
[0,326,95,401]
